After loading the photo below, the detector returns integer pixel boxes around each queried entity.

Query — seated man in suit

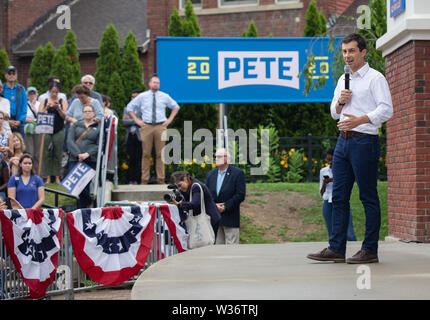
[206,148,246,244]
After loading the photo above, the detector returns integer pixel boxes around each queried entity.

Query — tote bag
[185,183,215,249]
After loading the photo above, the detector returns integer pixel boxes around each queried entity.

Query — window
[219,0,258,7]
[180,0,202,9]
[275,0,298,3]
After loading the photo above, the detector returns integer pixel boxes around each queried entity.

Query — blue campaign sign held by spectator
[61,162,96,197]
[35,112,54,134]
[156,37,341,103]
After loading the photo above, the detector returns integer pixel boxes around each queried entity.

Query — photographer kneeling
[167,171,221,236]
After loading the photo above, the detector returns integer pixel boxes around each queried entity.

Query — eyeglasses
[83,82,93,85]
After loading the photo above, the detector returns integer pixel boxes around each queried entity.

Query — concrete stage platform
[131,241,430,300]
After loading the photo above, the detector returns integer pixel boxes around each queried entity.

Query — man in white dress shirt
[127,76,179,184]
[307,33,393,264]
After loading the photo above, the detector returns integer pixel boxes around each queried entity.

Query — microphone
[344,65,350,90]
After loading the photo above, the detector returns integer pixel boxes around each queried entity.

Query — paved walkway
[51,287,132,300]
[131,241,430,300]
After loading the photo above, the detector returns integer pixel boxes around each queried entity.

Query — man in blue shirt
[127,76,179,185]
[3,66,27,136]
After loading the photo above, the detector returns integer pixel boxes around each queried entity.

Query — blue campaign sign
[60,162,96,197]
[35,112,54,134]
[390,0,405,17]
[156,37,341,103]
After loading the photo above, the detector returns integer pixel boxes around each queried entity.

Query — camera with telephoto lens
[163,184,185,202]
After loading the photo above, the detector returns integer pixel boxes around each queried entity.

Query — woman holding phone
[40,81,68,184]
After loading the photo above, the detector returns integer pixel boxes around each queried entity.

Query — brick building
[0,0,355,89]
[377,0,430,242]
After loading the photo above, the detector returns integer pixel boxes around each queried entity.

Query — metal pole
[153,35,157,76]
[223,114,229,153]
[307,133,313,182]
[114,118,118,189]
[217,103,225,150]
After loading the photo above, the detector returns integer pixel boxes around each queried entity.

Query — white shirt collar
[353,62,369,78]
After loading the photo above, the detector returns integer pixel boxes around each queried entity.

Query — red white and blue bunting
[0,205,188,298]
[66,205,156,286]
[159,204,188,253]
[0,209,63,299]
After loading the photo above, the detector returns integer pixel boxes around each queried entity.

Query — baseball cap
[27,86,38,94]
[6,66,17,73]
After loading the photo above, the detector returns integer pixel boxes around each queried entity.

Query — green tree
[303,0,326,37]
[44,42,56,72]
[63,30,81,87]
[0,48,11,83]
[319,12,328,35]
[168,8,183,37]
[107,71,126,118]
[120,31,145,98]
[95,24,122,95]
[29,46,49,92]
[50,45,74,96]
[242,20,258,37]
[182,0,200,37]
[28,42,56,93]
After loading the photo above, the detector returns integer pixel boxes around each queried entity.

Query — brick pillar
[385,40,430,242]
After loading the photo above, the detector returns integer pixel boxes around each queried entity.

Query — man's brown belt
[340,130,375,139]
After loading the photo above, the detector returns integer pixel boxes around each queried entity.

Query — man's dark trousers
[328,134,381,255]
[126,132,142,183]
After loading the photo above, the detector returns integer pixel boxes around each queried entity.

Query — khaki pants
[215,226,240,245]
[140,124,166,182]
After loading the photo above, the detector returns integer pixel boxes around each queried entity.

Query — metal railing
[0,204,180,300]
[43,187,79,211]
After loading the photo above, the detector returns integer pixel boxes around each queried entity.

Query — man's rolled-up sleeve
[366,75,393,126]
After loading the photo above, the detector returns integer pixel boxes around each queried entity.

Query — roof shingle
[13,0,148,56]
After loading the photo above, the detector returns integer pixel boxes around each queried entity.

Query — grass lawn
[43,183,78,209]
[240,181,388,243]
[42,181,388,244]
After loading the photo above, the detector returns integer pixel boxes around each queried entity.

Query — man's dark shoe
[346,250,379,264]
[307,248,345,263]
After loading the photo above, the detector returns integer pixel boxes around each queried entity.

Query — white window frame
[218,0,259,8]
[179,0,202,10]
[275,0,299,3]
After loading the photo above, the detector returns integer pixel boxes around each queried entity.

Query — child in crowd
[320,147,357,241]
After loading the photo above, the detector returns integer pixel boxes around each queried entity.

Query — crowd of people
[0,66,117,209]
[0,65,248,245]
